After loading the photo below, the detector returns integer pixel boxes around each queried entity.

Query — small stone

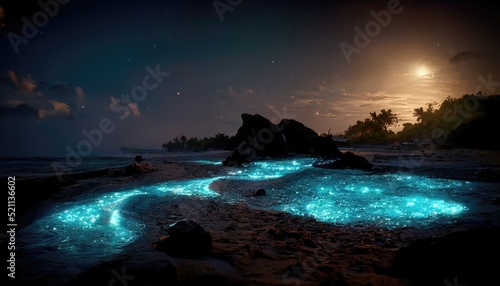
[254,189,266,196]
[152,219,212,258]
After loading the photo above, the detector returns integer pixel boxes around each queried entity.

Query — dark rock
[134,155,143,162]
[310,136,343,158]
[223,113,370,170]
[279,119,342,158]
[389,227,500,285]
[278,119,319,154]
[254,189,266,196]
[222,144,251,167]
[152,219,212,258]
[313,151,372,170]
[222,113,287,166]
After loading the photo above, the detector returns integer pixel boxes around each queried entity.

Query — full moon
[416,66,431,78]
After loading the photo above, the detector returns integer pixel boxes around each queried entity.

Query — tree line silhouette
[162,94,500,152]
[162,133,232,152]
[344,94,500,149]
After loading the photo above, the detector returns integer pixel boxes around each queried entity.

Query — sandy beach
[3,1,500,285]
[10,146,500,286]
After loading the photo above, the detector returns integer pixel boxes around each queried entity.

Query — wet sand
[13,147,500,285]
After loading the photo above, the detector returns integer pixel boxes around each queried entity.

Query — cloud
[128,102,141,117]
[37,99,71,119]
[109,97,141,118]
[0,71,83,120]
[449,51,487,64]
[8,70,37,91]
[7,70,17,84]
[0,7,5,29]
[75,86,85,105]
[226,86,238,97]
[240,88,257,96]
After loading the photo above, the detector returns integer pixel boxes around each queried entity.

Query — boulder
[311,136,343,158]
[278,119,318,154]
[278,119,342,158]
[313,151,372,170]
[254,189,266,196]
[223,113,370,170]
[152,219,212,258]
[222,113,287,166]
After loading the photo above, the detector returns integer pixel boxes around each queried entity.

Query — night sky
[1,0,499,157]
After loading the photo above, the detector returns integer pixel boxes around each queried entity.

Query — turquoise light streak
[20,157,470,267]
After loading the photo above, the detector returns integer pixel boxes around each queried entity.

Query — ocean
[0,151,230,178]
[0,156,135,178]
[5,149,500,285]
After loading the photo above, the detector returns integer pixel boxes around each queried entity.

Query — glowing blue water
[274,172,467,225]
[19,156,476,279]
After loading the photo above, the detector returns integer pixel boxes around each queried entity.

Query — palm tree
[413,107,425,122]
[413,103,436,124]
[378,109,398,131]
[369,109,398,131]
[180,135,187,148]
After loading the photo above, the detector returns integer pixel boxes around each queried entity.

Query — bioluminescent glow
[189,159,223,165]
[22,190,147,258]
[227,158,315,179]
[21,178,222,257]
[289,195,465,225]
[19,157,472,275]
[273,172,469,227]
[148,177,222,197]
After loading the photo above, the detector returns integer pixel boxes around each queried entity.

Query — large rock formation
[313,151,372,170]
[279,119,343,158]
[222,113,287,166]
[223,113,371,169]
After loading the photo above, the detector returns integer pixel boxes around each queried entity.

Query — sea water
[12,153,498,283]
